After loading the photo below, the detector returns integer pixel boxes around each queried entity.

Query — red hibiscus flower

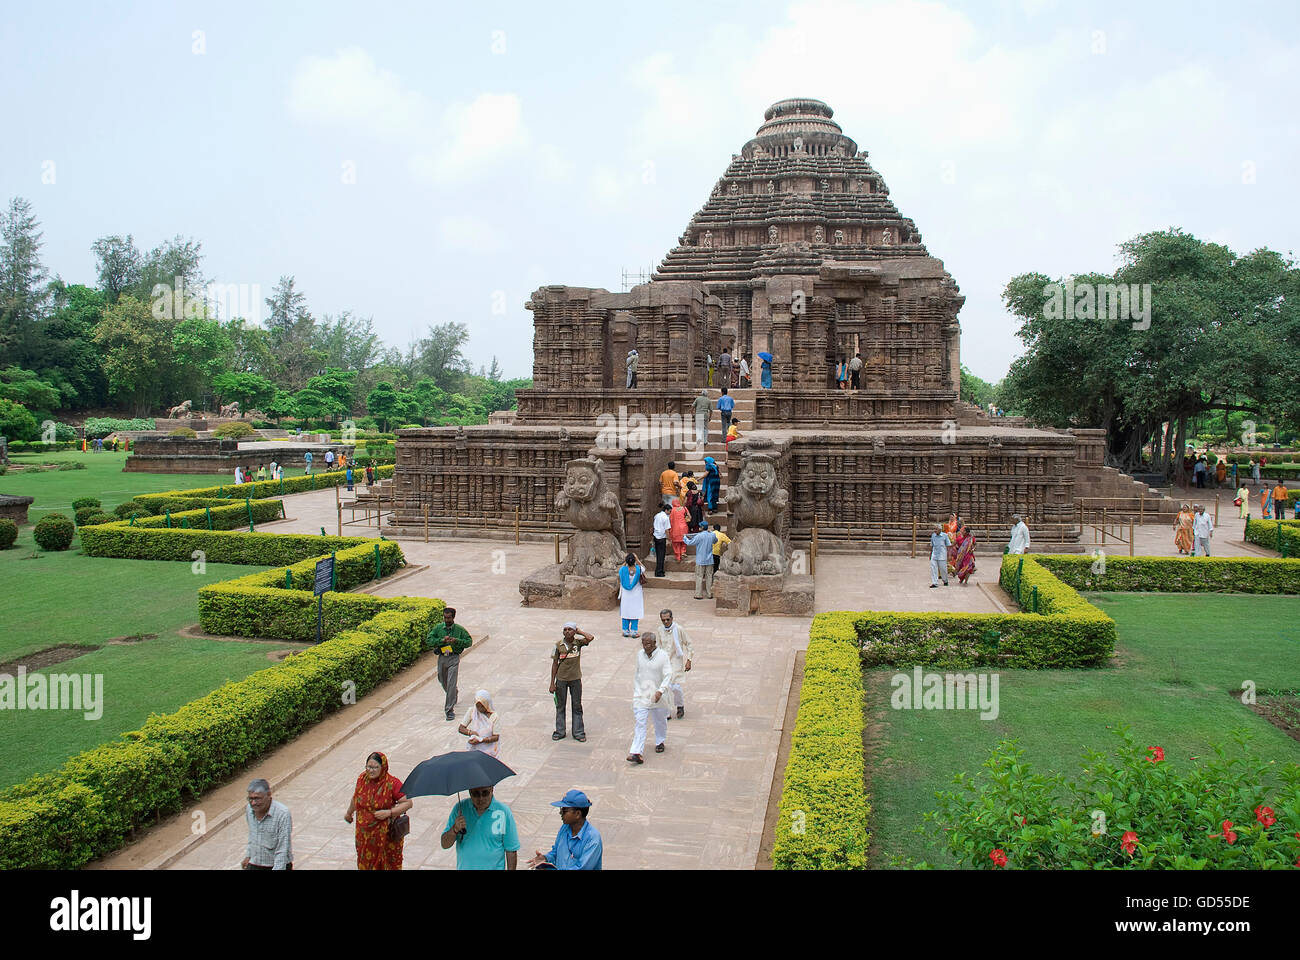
[1121,831,1138,857]
[989,848,1008,868]
[1146,746,1164,763]
[1255,806,1276,828]
[1217,820,1237,844]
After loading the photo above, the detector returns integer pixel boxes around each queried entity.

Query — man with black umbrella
[440,784,520,870]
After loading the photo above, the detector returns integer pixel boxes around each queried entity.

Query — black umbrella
[400,751,515,798]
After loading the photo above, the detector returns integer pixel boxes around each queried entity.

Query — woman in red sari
[345,751,412,870]
[669,497,689,561]
[953,523,977,585]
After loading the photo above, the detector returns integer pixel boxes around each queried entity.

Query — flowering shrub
[921,726,1300,869]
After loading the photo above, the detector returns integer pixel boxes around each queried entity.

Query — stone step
[643,571,698,590]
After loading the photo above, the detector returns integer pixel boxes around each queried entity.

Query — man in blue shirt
[717,387,736,437]
[527,789,603,870]
[683,521,719,599]
[440,785,520,869]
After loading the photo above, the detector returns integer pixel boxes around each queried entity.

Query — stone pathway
[122,486,1272,870]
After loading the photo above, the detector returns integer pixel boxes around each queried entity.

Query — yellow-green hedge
[773,613,869,869]
[1038,552,1300,593]
[79,524,382,564]
[1245,518,1300,558]
[132,464,395,509]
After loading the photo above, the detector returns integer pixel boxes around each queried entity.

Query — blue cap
[550,789,592,808]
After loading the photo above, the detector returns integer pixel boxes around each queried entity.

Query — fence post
[1139,495,1144,526]
[811,514,818,576]
[515,505,520,545]
[1129,520,1134,557]
[1031,585,1039,613]
[911,516,917,558]
[1214,498,1219,525]
[165,510,171,529]
[247,498,254,532]
[285,569,292,589]
[1244,514,1249,541]
[1015,557,1025,605]
[205,507,213,530]
[424,504,429,543]
[1101,506,1106,543]
[331,551,337,591]
[337,501,342,536]
[554,533,560,565]
[374,543,381,580]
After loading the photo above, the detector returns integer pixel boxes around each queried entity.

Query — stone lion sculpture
[720,450,790,576]
[219,401,240,418]
[168,399,193,419]
[554,457,625,579]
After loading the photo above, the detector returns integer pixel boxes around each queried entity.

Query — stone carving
[702,230,713,248]
[554,457,626,579]
[766,180,775,194]
[813,225,824,243]
[768,225,778,242]
[793,136,804,152]
[168,399,193,419]
[720,450,789,576]
[219,401,240,418]
[729,181,739,195]
[833,229,844,245]
[881,227,892,245]
[819,179,829,191]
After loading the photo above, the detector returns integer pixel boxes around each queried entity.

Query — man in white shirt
[1192,504,1214,556]
[848,353,863,390]
[738,354,751,387]
[242,778,293,869]
[652,505,671,578]
[656,609,695,719]
[1007,514,1031,555]
[627,632,673,764]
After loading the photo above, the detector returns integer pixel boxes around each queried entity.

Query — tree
[365,381,404,432]
[41,283,108,409]
[414,321,470,390]
[91,235,142,304]
[0,197,51,366]
[93,294,173,416]
[0,398,39,442]
[133,235,205,304]
[212,371,277,411]
[303,367,357,423]
[264,275,308,342]
[292,386,332,423]
[0,367,62,415]
[264,390,298,423]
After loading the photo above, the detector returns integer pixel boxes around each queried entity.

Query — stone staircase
[670,387,756,538]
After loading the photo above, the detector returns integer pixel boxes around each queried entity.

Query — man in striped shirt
[243,779,293,870]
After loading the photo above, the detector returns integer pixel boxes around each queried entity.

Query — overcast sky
[4,0,1296,382]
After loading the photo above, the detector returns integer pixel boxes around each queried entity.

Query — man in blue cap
[527,789,603,870]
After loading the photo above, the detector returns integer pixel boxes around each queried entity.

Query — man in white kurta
[1007,515,1031,554]
[656,609,695,719]
[627,632,673,764]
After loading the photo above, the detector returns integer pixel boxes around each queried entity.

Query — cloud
[287,47,428,142]
[413,93,530,184]
[436,215,504,255]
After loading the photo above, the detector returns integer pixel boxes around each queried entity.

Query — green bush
[71,497,102,512]
[56,461,87,471]
[74,506,100,526]
[33,514,75,551]
[1244,519,1300,559]
[79,524,381,565]
[83,417,154,438]
[132,465,395,510]
[0,519,16,549]
[213,421,257,439]
[112,500,155,518]
[921,726,1300,869]
[1039,552,1300,592]
[773,618,869,869]
[81,512,117,527]
[0,596,440,869]
[0,399,40,442]
[167,427,198,438]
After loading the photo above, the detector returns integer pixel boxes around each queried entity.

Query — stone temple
[392,98,1142,566]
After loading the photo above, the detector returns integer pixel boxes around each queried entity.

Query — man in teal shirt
[440,786,519,870]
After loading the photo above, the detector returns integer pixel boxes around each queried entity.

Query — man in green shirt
[425,606,472,720]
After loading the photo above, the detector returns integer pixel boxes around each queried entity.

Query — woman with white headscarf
[458,690,501,759]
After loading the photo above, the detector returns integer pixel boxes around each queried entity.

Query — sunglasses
[468,789,492,799]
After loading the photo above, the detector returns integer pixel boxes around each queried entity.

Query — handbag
[1233,498,1243,506]
[388,810,410,842]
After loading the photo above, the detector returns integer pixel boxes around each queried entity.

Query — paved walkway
[130,487,1273,870]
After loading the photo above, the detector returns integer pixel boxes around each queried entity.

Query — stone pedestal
[519,564,619,609]
[0,494,34,525]
[712,572,814,617]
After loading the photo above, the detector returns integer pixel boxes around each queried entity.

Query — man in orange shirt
[1273,481,1289,520]
[659,462,679,508]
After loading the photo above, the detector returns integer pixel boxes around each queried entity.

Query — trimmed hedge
[78,524,382,565]
[1244,518,1300,558]
[132,464,395,509]
[0,596,440,869]
[33,514,75,551]
[71,497,102,511]
[845,557,1116,669]
[1038,552,1300,593]
[0,518,16,548]
[773,616,869,869]
[128,499,285,531]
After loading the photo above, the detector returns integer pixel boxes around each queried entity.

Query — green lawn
[0,524,277,788]
[0,450,232,523]
[865,593,1300,868]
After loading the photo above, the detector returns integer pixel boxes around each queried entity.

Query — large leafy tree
[212,371,277,412]
[91,235,143,304]
[93,295,172,416]
[364,381,404,431]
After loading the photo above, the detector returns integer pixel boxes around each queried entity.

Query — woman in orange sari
[1172,503,1194,555]
[669,497,689,561]
[345,751,412,870]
